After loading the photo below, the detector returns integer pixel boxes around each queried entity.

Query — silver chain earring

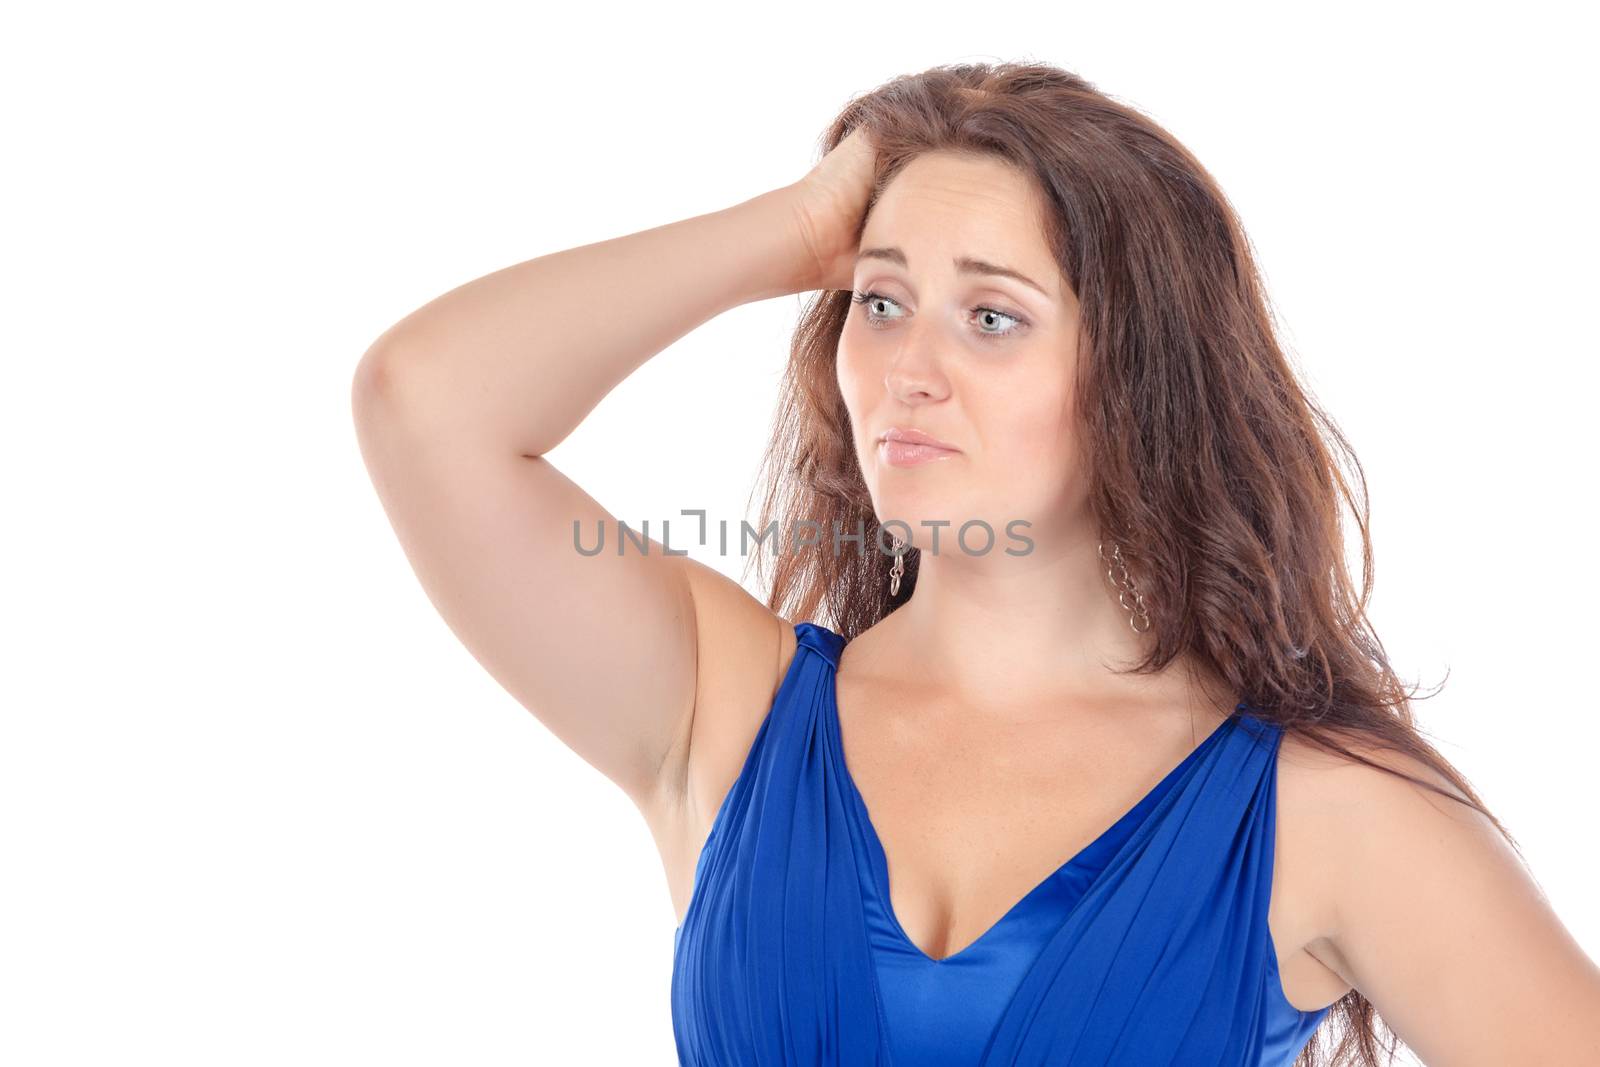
[888,536,906,597]
[1099,540,1152,634]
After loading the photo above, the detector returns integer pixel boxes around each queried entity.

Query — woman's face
[838,150,1085,559]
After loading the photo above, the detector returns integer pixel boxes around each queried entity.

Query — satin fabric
[672,621,1330,1065]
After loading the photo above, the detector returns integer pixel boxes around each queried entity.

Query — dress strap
[795,619,846,668]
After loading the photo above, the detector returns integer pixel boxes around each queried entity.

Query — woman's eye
[971,305,1025,340]
[849,289,1027,342]
[850,290,906,324]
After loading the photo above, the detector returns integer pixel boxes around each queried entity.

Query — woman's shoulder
[1272,722,1491,984]
[1275,725,1476,812]
[668,576,793,815]
[648,562,798,920]
[1275,724,1481,897]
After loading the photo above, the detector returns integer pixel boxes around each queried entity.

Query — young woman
[351,62,1600,1066]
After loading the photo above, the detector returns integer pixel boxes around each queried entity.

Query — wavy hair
[743,60,1516,1067]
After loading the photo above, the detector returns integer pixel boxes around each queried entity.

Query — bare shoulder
[1272,724,1498,981]
[1276,723,1600,1060]
[638,556,798,925]
[638,552,792,828]
[676,564,795,829]
[1278,726,1482,839]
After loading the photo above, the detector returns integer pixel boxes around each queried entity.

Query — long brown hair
[744,60,1517,1066]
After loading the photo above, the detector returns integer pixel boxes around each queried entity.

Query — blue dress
[672,621,1330,1064]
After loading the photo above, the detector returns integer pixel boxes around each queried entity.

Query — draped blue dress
[672,621,1331,1064]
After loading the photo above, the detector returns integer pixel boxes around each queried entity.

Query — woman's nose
[883,329,950,405]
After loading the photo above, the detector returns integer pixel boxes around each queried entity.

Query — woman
[351,62,1600,1065]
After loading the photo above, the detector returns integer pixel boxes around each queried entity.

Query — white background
[3,2,1594,1064]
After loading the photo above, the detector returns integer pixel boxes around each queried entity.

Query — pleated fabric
[671,621,1329,1065]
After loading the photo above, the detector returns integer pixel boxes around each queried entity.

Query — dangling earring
[1098,540,1152,634]
[888,536,906,597]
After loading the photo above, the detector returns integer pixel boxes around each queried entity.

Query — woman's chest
[833,675,1244,966]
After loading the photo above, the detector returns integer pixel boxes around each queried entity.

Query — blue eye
[850,290,907,324]
[849,289,1028,342]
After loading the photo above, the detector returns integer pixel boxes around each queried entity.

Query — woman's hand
[786,125,879,293]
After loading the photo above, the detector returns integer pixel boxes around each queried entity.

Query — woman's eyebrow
[855,246,1049,298]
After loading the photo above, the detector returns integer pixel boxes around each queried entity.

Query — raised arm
[349,181,819,830]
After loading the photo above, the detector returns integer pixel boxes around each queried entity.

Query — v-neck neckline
[818,625,1243,966]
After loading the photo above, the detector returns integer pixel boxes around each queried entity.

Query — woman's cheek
[1009,396,1073,467]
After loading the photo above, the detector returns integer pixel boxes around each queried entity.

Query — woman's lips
[879,439,960,467]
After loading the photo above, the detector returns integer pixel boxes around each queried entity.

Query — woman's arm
[1309,744,1600,1064]
[348,183,818,828]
